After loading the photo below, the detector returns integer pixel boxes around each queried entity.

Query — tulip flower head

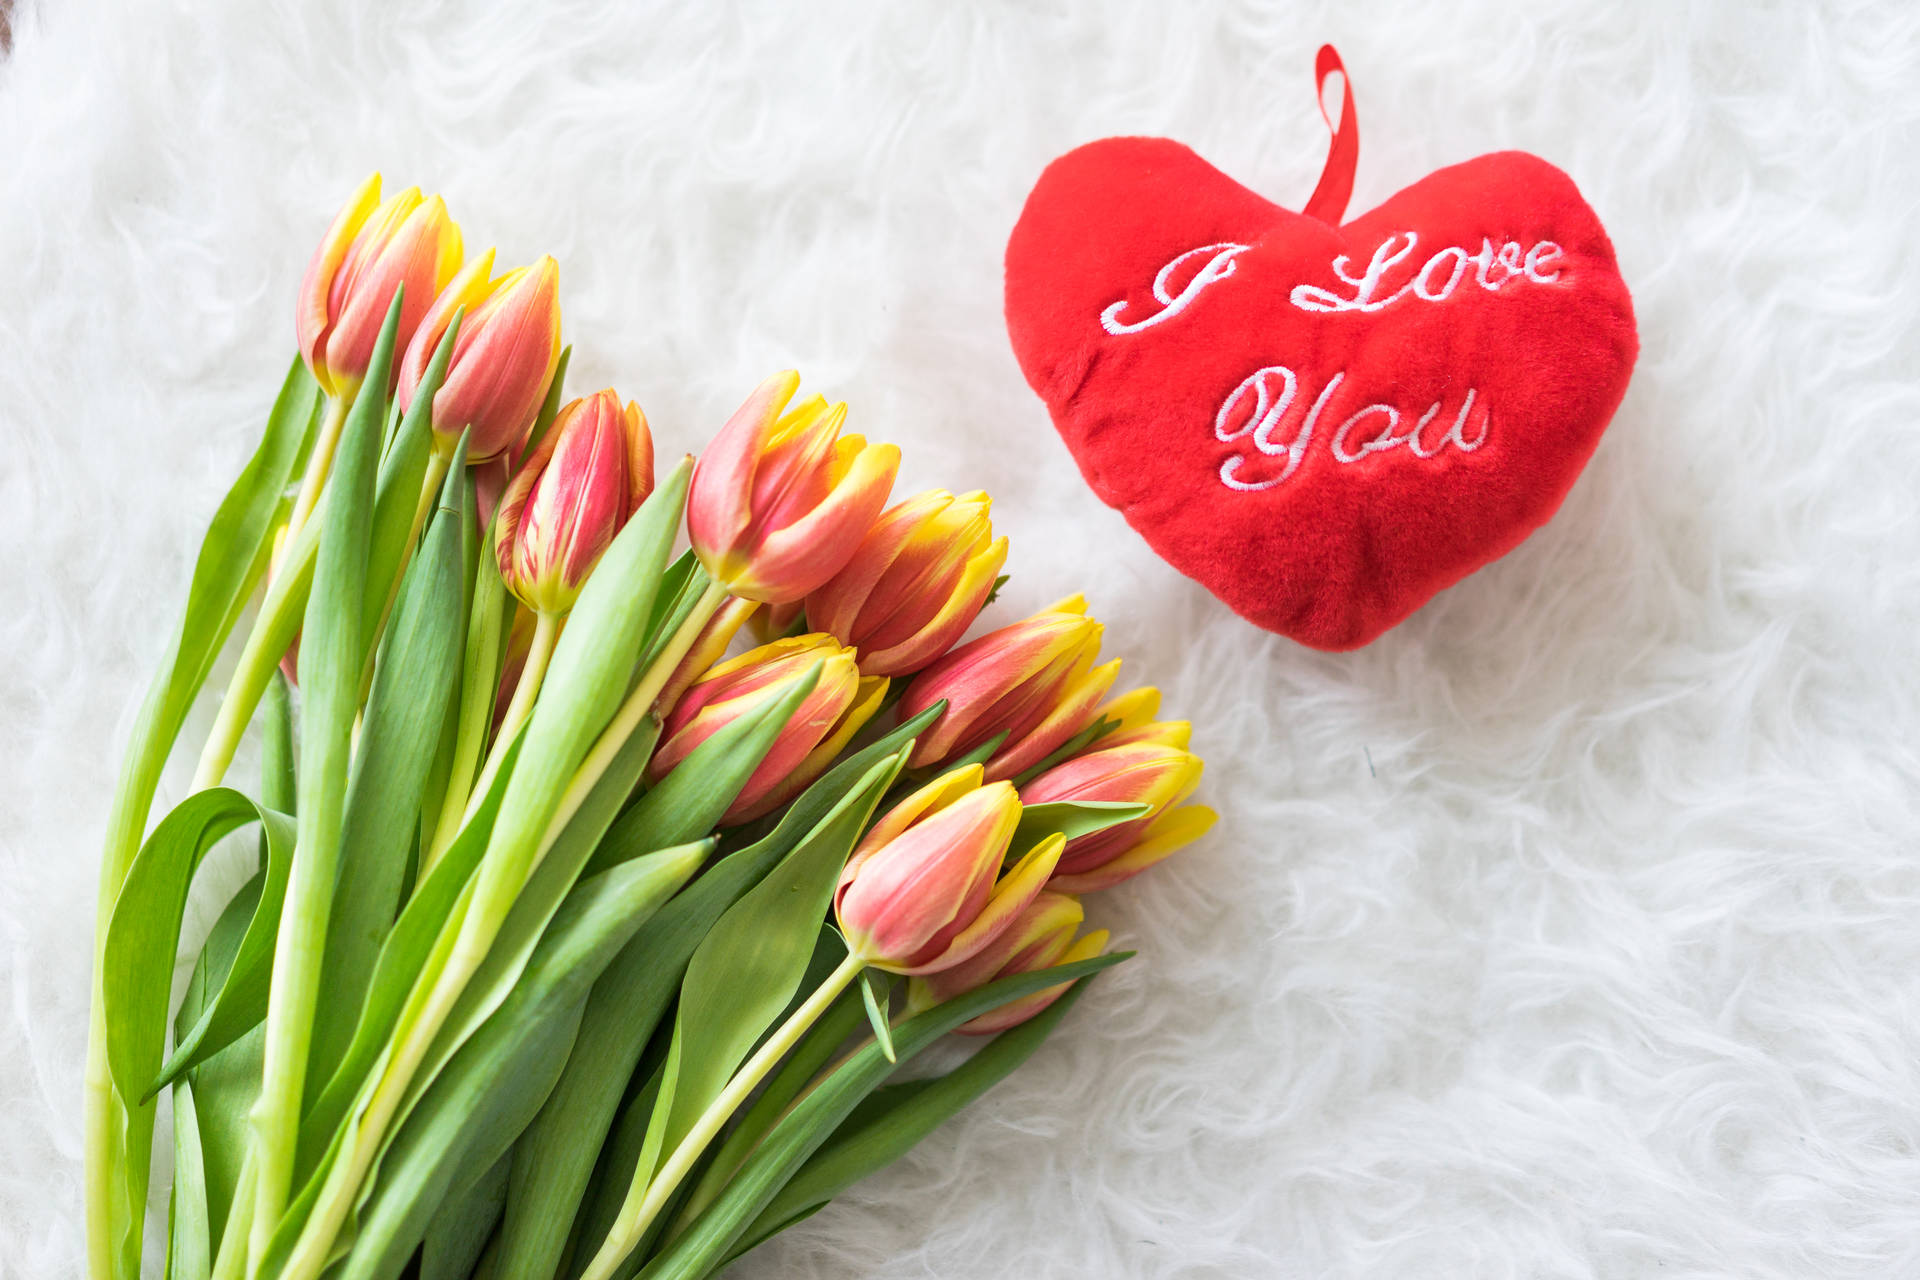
[1021,741,1215,893]
[896,595,1118,782]
[648,635,887,825]
[687,371,900,604]
[835,766,1062,975]
[494,390,655,617]
[806,490,1009,678]
[398,251,563,463]
[296,174,464,399]
[907,891,1109,1035]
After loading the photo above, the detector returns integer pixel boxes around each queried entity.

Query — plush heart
[1003,48,1638,650]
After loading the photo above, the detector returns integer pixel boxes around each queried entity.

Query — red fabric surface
[1003,137,1638,649]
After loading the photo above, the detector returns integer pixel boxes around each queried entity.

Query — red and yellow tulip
[1021,739,1214,893]
[805,490,1008,678]
[494,390,654,617]
[648,635,886,825]
[896,595,1117,782]
[296,174,464,399]
[687,371,899,604]
[398,251,563,462]
[834,766,1061,975]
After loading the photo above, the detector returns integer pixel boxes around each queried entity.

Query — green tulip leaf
[1010,800,1150,858]
[101,789,295,1108]
[295,729,523,1182]
[419,1155,509,1280]
[727,977,1094,1263]
[486,703,945,1280]
[307,440,469,1092]
[337,845,709,1280]
[636,952,1131,1280]
[89,354,320,1280]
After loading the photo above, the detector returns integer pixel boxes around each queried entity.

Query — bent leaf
[102,789,295,1107]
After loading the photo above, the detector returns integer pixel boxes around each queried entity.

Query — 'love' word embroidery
[1214,366,1488,492]
[1289,231,1562,313]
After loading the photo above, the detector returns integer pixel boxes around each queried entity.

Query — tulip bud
[835,766,1062,975]
[493,390,655,617]
[896,595,1118,782]
[398,252,563,463]
[805,490,1009,678]
[1020,741,1215,893]
[1090,686,1192,751]
[648,634,887,825]
[907,891,1109,1035]
[296,174,464,399]
[687,371,900,604]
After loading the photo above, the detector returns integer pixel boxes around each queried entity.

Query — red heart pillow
[1004,48,1638,650]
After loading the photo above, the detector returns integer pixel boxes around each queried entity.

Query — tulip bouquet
[82,176,1215,1280]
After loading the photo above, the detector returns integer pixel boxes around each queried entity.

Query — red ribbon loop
[1302,44,1359,227]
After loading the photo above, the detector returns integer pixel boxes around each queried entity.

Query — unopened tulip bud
[835,766,1061,975]
[896,595,1118,782]
[1091,686,1191,750]
[687,371,900,604]
[805,490,1009,678]
[648,634,886,825]
[296,174,464,399]
[494,390,655,617]
[907,891,1109,1035]
[1021,741,1215,893]
[399,252,563,462]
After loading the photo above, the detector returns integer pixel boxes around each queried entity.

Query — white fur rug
[7,2,1920,1276]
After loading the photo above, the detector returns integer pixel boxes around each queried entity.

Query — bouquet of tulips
[82,176,1215,1280]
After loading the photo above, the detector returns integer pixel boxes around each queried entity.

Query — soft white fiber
[6,1,1920,1276]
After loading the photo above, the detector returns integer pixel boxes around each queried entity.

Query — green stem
[460,608,560,823]
[670,980,869,1237]
[273,581,733,1280]
[207,1148,256,1280]
[84,674,169,1280]
[190,517,322,792]
[577,954,868,1280]
[280,396,348,562]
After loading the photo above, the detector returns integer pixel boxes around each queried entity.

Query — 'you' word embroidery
[1213,367,1488,492]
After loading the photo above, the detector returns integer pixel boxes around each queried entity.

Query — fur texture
[5,2,1920,1276]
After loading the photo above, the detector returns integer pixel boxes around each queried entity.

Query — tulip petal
[955,928,1109,1035]
[687,370,799,567]
[1049,804,1217,894]
[890,830,1064,976]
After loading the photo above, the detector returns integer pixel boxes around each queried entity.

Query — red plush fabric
[1003,136,1638,650]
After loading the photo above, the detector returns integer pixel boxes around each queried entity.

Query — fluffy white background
[5,1,1920,1276]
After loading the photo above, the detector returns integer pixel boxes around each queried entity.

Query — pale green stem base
[190,518,322,792]
[280,396,348,567]
[459,608,560,828]
[576,953,868,1280]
